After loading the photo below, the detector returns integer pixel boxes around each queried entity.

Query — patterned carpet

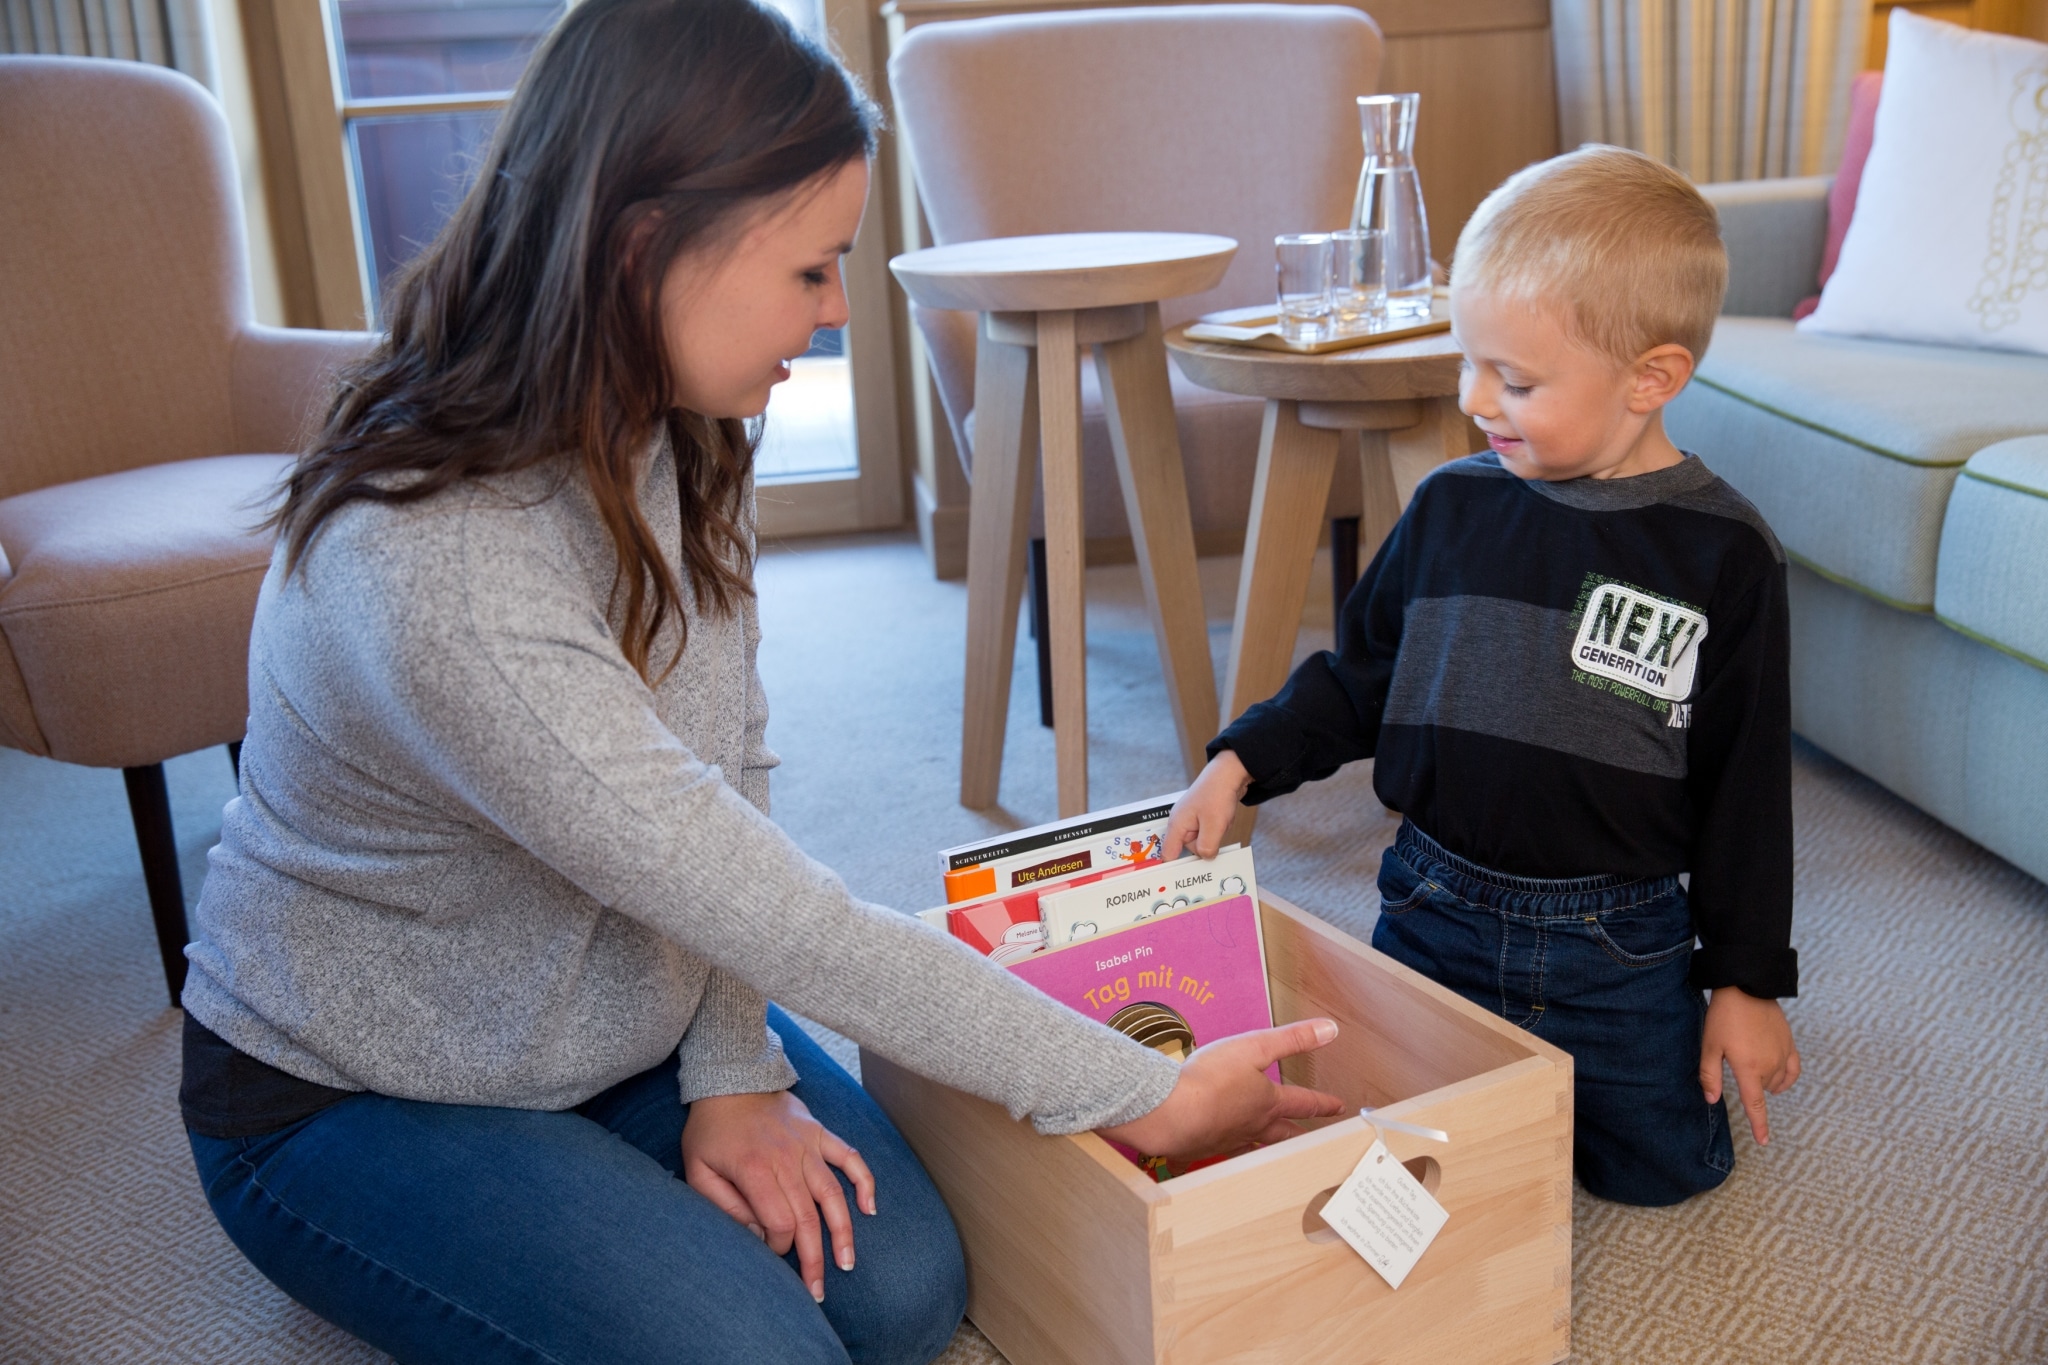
[0,530,2042,1363]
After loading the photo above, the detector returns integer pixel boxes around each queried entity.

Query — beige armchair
[0,56,374,1005]
[889,4,1382,715]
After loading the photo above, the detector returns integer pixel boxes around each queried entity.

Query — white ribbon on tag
[1359,1106,1449,1145]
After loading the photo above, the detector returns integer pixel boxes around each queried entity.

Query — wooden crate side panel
[860,1049,1160,1365]
[1262,893,1550,1058]
[1260,897,1543,1108]
[1152,1054,1571,1365]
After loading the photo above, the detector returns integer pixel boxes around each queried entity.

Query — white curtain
[2,0,218,92]
[1552,0,1872,183]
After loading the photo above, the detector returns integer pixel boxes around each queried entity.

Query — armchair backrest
[889,4,1383,327]
[0,56,251,501]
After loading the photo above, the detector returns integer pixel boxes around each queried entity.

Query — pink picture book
[1006,894,1273,1070]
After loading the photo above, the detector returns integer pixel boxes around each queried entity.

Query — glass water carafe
[1352,93,1432,321]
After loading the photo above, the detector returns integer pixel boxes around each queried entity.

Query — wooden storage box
[863,893,1573,1365]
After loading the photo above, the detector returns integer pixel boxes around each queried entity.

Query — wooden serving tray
[1186,291,1451,355]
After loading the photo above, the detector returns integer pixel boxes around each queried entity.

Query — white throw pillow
[1801,11,2048,355]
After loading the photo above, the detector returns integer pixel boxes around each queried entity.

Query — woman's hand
[1100,1018,1347,1159]
[1164,750,1253,860]
[681,1090,875,1302]
[1699,987,1801,1146]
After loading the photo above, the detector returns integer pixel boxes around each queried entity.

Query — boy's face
[1450,286,1693,482]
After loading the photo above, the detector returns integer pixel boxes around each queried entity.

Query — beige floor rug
[0,529,2041,1363]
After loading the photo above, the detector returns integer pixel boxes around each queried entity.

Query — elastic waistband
[1393,820,1679,917]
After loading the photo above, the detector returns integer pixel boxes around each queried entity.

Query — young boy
[1167,146,1801,1206]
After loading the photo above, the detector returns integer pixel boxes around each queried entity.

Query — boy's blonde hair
[1453,145,1727,367]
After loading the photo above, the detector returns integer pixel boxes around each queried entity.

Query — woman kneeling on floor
[176,1,1345,1361]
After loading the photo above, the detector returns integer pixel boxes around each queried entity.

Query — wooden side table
[892,233,1236,817]
[1164,317,1477,729]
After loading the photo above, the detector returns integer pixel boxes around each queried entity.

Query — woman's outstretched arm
[312,478,1233,1137]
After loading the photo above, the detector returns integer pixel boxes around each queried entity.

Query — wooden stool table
[1164,316,1474,730]
[891,232,1236,817]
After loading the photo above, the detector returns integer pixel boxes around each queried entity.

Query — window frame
[257,0,905,538]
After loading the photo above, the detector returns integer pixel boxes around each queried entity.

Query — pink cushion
[1794,71,1883,320]
[0,454,289,766]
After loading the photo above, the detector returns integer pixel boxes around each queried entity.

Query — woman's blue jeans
[187,1007,967,1364]
[1372,821,1734,1207]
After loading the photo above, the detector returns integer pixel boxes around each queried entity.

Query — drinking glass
[1331,227,1386,333]
[1275,233,1334,344]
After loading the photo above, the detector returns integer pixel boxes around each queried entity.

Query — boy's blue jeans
[1372,821,1734,1206]
[186,1006,966,1365]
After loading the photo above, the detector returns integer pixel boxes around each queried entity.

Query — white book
[938,790,1181,902]
[1035,845,1257,948]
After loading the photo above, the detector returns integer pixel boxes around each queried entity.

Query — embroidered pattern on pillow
[1968,64,2048,334]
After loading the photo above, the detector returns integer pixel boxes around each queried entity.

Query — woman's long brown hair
[276,0,877,682]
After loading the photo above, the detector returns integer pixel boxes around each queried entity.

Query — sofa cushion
[1666,317,2048,608]
[0,453,289,767]
[1789,562,2048,887]
[1935,438,2048,672]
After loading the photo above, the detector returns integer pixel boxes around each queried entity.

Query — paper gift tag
[1323,1137,1449,1289]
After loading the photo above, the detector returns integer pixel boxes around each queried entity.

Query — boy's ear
[1628,343,1696,413]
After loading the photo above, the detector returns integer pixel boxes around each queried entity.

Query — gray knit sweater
[181,445,1179,1134]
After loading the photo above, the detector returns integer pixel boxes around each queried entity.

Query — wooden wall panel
[1380,23,1560,266]
[1867,0,2039,66]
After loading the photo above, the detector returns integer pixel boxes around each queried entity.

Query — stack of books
[928,797,1275,1177]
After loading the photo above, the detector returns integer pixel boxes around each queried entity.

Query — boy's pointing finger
[1737,1073,1770,1146]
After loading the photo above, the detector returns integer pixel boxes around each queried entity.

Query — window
[334,0,559,305]
[257,0,902,534]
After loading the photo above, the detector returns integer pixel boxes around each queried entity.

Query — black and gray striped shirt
[1216,452,1797,1000]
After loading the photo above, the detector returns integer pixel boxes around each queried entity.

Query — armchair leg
[1028,537,1054,729]
[1330,516,1361,636]
[122,764,188,1007]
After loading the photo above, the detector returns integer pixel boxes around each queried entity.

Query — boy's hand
[1700,987,1801,1146]
[1165,750,1252,859]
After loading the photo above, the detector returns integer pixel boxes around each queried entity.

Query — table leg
[1357,394,1478,570]
[1037,309,1089,817]
[1387,394,1477,505]
[1094,303,1221,782]
[959,323,1038,809]
[1223,399,1341,727]
[1358,428,1400,564]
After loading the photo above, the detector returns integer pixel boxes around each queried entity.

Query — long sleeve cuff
[740,764,773,816]
[1689,944,1799,999]
[1028,1046,1181,1136]
[676,969,800,1105]
[1209,717,1310,807]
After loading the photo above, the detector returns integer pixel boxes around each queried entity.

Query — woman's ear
[1628,343,1696,413]
[620,208,666,278]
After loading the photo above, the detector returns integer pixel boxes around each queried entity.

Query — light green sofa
[1666,176,2048,885]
